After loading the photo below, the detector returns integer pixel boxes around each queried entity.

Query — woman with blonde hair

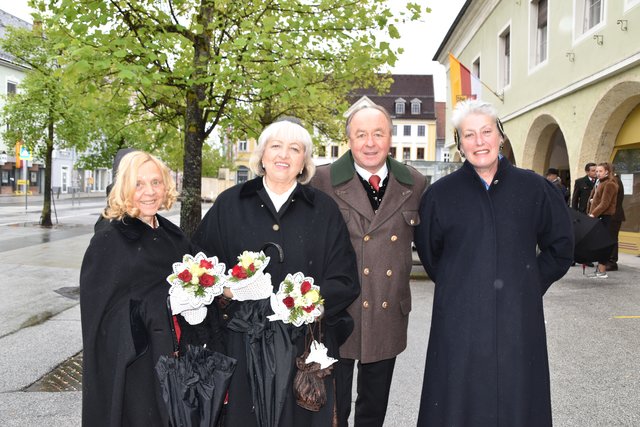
[80,151,223,426]
[588,161,619,278]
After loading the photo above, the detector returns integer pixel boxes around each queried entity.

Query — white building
[314,74,438,164]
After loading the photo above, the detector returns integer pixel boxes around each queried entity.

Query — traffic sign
[17,179,30,185]
[19,146,32,160]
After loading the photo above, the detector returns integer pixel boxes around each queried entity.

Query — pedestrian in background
[415,99,573,427]
[570,162,597,266]
[572,162,597,213]
[588,162,619,278]
[546,167,569,203]
[312,104,426,427]
[607,165,626,271]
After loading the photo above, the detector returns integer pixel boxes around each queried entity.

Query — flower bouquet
[225,250,273,301]
[268,272,324,327]
[166,252,225,325]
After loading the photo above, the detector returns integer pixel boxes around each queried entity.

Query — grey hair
[451,99,499,132]
[345,104,393,138]
[249,120,316,184]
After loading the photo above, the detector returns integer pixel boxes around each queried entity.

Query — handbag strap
[304,321,323,352]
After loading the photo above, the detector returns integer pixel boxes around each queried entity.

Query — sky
[1,0,466,101]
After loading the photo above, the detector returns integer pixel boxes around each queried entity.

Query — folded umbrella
[156,297,237,427]
[569,209,616,264]
[155,345,237,427]
[227,299,301,427]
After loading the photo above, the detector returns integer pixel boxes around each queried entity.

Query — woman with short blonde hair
[104,151,178,221]
[81,150,223,426]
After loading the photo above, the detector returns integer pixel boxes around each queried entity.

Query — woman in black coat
[80,151,222,426]
[414,100,574,427]
[193,119,360,427]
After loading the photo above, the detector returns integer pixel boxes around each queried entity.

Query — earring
[499,140,504,151]
[299,169,304,175]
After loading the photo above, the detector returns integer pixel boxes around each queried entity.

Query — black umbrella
[155,345,237,427]
[226,299,302,427]
[569,209,615,264]
[155,298,237,427]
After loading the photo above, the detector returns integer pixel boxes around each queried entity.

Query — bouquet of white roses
[166,252,225,325]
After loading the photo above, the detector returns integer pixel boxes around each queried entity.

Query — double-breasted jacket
[312,152,426,363]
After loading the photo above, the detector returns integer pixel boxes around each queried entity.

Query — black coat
[571,175,595,213]
[414,159,574,427]
[80,215,223,427]
[192,178,360,427]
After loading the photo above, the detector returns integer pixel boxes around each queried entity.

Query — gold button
[410,219,415,225]
[364,235,370,242]
[363,267,370,276]
[386,269,392,277]
[390,235,398,242]
[363,300,369,308]
[222,314,229,320]
[382,301,389,309]
[272,224,280,231]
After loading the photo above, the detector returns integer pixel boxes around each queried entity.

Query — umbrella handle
[166,296,180,356]
[261,242,284,263]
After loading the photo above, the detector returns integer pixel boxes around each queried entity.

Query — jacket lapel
[329,151,417,230]
[368,173,413,232]
[334,176,376,223]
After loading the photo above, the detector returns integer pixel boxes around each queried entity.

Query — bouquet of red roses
[167,252,225,324]
[268,272,324,327]
[225,250,273,301]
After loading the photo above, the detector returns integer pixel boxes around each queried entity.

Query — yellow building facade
[436,0,640,254]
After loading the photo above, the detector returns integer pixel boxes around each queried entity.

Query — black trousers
[598,215,612,264]
[609,219,622,263]
[335,357,396,427]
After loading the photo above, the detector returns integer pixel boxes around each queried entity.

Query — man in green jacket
[312,104,426,426]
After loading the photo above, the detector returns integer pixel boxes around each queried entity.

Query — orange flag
[449,53,482,108]
[15,141,22,169]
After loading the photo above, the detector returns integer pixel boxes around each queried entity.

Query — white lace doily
[166,253,225,325]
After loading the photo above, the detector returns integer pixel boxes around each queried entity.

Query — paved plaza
[0,193,639,426]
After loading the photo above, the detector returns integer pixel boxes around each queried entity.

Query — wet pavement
[1,192,639,426]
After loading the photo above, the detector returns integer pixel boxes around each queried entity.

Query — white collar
[263,178,297,212]
[353,162,389,184]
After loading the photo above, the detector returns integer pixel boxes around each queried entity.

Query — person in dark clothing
[105,148,138,197]
[192,119,360,427]
[572,162,597,213]
[570,162,597,266]
[415,100,573,427]
[546,167,569,203]
[607,167,626,271]
[80,151,223,426]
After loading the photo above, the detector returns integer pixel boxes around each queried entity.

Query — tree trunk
[40,117,54,226]
[179,5,213,236]
[180,95,204,236]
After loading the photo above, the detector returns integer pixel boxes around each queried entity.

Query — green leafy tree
[42,0,427,235]
[0,23,92,226]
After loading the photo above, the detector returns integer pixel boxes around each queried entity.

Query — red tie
[369,175,381,192]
